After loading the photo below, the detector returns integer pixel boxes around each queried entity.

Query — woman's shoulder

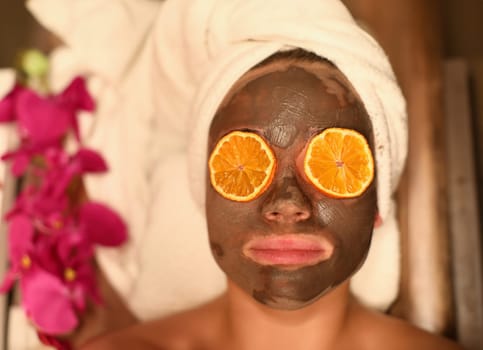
[80,333,162,350]
[351,303,465,350]
[80,296,225,350]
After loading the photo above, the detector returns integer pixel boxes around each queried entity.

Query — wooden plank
[470,59,483,223]
[444,59,483,350]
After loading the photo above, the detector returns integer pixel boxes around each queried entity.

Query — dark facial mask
[206,61,377,310]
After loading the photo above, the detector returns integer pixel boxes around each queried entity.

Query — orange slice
[304,128,374,198]
[209,131,276,202]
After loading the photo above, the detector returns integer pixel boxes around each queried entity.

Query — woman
[23,0,463,348]
[81,48,462,349]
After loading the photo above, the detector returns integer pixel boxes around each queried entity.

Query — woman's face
[205,60,377,310]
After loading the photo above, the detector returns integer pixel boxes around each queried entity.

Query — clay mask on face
[205,58,377,310]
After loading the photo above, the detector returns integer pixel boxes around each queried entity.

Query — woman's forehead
[210,60,373,145]
[217,58,360,112]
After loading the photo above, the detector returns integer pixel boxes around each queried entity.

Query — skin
[80,59,465,350]
[206,61,377,310]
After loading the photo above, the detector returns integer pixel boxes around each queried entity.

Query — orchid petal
[2,149,31,177]
[58,77,95,142]
[50,167,77,199]
[75,148,108,173]
[69,267,100,310]
[11,151,31,176]
[67,245,94,268]
[79,202,127,246]
[34,235,62,276]
[33,195,68,220]
[70,285,87,311]
[8,214,34,261]
[16,90,71,144]
[0,97,14,122]
[0,84,21,122]
[57,232,93,266]
[21,269,78,335]
[37,332,72,350]
[0,92,15,122]
[59,76,95,112]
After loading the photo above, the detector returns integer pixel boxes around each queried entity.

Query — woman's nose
[261,176,311,224]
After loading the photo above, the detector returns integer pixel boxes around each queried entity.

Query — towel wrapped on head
[27,0,407,319]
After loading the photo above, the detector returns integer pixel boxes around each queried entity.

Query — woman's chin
[251,285,334,310]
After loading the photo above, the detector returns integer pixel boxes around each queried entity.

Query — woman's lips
[243,234,334,268]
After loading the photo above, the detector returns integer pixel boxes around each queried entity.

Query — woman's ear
[374,212,383,228]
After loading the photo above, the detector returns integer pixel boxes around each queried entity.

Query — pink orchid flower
[1,143,62,177]
[41,147,108,198]
[0,72,128,339]
[25,202,126,334]
[78,201,128,247]
[16,89,73,145]
[3,203,126,334]
[5,147,107,222]
[57,76,95,140]
[50,201,128,312]
[3,201,127,334]
[0,214,79,334]
[0,214,35,292]
[38,332,72,350]
[5,186,69,232]
[0,84,23,122]
[33,228,98,313]
[21,267,79,334]
[0,77,95,176]
[0,77,94,144]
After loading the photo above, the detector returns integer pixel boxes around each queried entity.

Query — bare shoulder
[80,333,161,350]
[80,296,225,350]
[351,303,465,350]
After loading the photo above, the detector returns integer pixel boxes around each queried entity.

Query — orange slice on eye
[209,131,276,202]
[304,127,374,198]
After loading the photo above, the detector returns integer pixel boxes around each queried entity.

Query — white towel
[26,0,407,319]
[27,0,227,320]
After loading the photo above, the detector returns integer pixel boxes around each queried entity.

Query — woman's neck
[223,280,354,350]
